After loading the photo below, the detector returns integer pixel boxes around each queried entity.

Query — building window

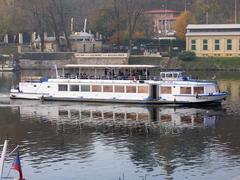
[180,87,192,94]
[160,86,172,94]
[58,84,68,91]
[203,40,208,50]
[227,39,232,50]
[191,40,196,51]
[215,40,220,50]
[70,85,79,92]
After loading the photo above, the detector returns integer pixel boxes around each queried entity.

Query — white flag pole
[0,140,8,179]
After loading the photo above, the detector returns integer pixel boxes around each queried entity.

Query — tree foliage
[175,11,196,40]
[0,0,240,46]
[178,51,196,61]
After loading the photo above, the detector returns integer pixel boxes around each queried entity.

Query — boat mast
[0,140,8,179]
[54,64,59,78]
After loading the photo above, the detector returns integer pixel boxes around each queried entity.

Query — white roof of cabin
[64,64,157,68]
[69,32,94,40]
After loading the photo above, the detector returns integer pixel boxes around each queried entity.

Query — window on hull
[81,85,90,92]
[194,87,204,94]
[92,85,102,92]
[70,85,79,91]
[115,86,125,93]
[138,86,149,94]
[126,86,136,93]
[160,86,172,94]
[58,84,68,91]
[180,87,192,94]
[103,85,113,93]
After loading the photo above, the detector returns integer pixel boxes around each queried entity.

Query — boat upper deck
[21,64,217,85]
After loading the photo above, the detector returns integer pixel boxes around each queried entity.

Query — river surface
[0,71,240,180]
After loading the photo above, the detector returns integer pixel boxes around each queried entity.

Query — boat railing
[189,79,218,84]
[21,76,48,83]
[58,75,163,81]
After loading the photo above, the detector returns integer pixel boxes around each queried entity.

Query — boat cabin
[61,64,158,81]
[160,71,185,81]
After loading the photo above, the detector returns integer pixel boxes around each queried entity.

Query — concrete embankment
[19,52,129,70]
[18,52,240,71]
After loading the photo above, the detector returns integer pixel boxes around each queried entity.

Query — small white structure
[69,18,102,52]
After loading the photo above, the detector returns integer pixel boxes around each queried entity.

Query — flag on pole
[12,149,23,180]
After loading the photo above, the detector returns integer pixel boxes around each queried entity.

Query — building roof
[186,24,240,36]
[145,9,178,14]
[64,64,157,69]
[186,32,240,36]
[187,24,240,30]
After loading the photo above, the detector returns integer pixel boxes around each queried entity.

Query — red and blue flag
[12,149,23,180]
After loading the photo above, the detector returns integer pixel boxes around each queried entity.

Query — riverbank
[130,56,240,71]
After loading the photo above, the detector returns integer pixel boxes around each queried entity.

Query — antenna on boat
[70,17,74,33]
[54,64,59,78]
[83,18,87,33]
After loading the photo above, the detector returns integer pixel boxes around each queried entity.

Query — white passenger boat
[10,64,228,104]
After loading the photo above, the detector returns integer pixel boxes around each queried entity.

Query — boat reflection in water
[4,100,229,180]
[13,100,222,134]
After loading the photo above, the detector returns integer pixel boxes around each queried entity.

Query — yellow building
[186,24,240,57]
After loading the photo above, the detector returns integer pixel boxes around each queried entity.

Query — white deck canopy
[62,64,158,80]
[63,64,158,69]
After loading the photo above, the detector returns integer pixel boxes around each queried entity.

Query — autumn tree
[48,0,73,51]
[175,11,196,40]
[0,1,30,44]
[122,0,145,53]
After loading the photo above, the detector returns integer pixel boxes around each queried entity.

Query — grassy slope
[180,57,240,70]
[130,56,240,70]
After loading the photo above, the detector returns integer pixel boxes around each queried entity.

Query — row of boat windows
[161,86,204,94]
[57,84,205,94]
[58,84,149,94]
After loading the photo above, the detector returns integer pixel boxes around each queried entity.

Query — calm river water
[0,71,240,180]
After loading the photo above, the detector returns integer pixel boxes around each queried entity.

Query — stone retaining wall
[19,52,129,69]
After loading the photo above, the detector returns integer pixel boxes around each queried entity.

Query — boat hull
[35,93,227,105]
[10,90,47,100]
[9,77,229,105]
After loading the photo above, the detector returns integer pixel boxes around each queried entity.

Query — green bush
[178,51,196,61]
